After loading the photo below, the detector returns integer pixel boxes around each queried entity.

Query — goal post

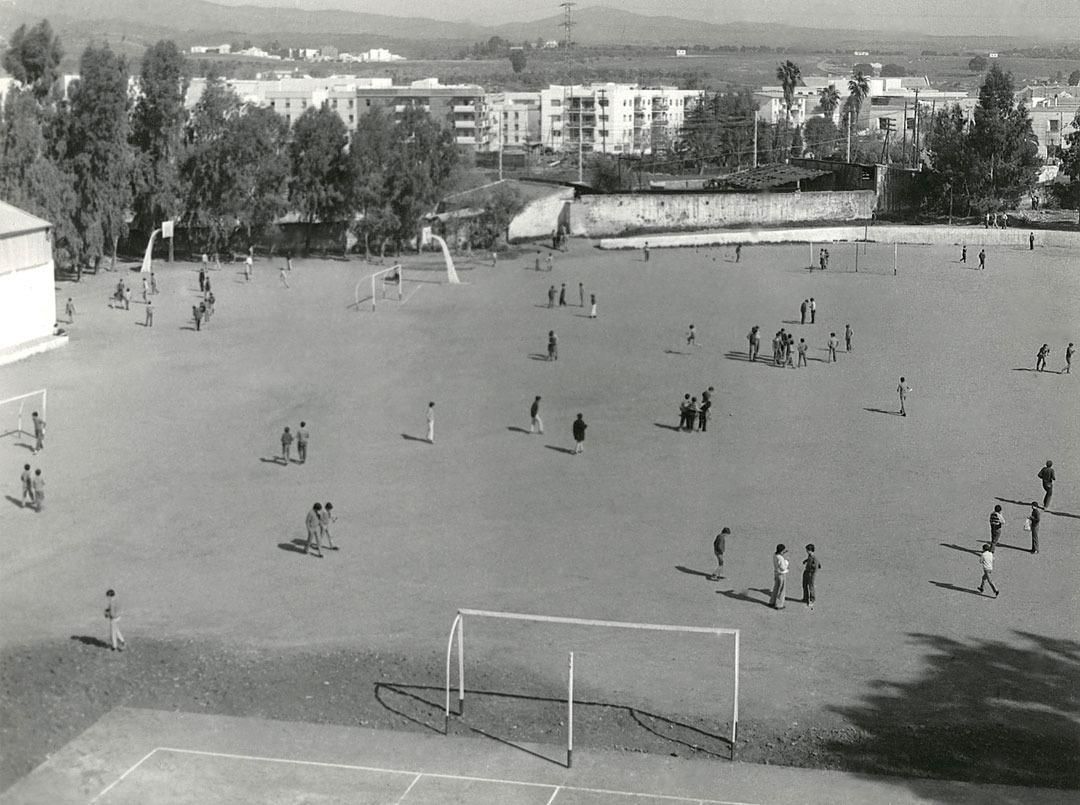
[444,608,740,759]
[0,389,47,440]
[355,264,403,312]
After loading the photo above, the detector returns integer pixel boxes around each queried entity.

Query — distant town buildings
[190,44,231,55]
[188,44,404,63]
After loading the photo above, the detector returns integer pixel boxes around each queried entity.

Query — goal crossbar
[0,389,46,439]
[355,264,403,312]
[444,608,740,757]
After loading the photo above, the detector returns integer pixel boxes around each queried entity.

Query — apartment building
[539,83,701,155]
[485,92,542,150]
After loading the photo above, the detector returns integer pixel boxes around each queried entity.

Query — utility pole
[847,111,852,162]
[901,99,908,161]
[911,88,920,168]
[753,109,758,167]
[560,2,577,180]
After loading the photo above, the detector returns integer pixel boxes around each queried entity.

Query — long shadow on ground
[373,682,732,765]
[826,630,1080,799]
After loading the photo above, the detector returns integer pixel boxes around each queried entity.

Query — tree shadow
[675,565,715,579]
[653,422,683,432]
[506,426,531,434]
[277,539,309,555]
[401,433,430,443]
[939,542,980,555]
[70,635,111,649]
[544,444,576,455]
[864,407,902,416]
[4,495,25,509]
[826,630,1080,794]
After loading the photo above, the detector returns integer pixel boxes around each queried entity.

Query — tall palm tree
[776,60,802,125]
[819,85,841,121]
[846,70,871,129]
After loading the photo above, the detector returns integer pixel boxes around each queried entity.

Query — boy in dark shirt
[572,414,587,454]
[709,528,730,580]
[802,544,821,609]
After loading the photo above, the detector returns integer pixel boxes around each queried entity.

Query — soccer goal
[444,608,740,763]
[0,389,46,441]
[355,265,404,312]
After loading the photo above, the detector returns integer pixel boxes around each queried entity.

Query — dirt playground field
[1,238,1078,792]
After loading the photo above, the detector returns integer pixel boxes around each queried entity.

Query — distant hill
[0,0,1069,71]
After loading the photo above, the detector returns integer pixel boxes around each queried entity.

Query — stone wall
[570,191,876,238]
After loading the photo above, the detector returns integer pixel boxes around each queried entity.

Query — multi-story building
[539,83,700,155]
[485,92,541,151]
[1026,90,1079,159]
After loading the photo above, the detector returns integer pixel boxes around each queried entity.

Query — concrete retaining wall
[599,225,1080,250]
[508,188,575,241]
[572,191,876,238]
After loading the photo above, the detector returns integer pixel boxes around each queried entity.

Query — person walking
[685,397,698,431]
[578,282,585,307]
[1065,342,1074,374]
[989,504,1005,549]
[144,299,153,327]
[64,297,75,323]
[491,250,498,267]
[735,243,742,263]
[709,528,730,580]
[150,272,158,294]
[978,248,986,270]
[897,377,911,416]
[643,241,650,262]
[769,544,789,609]
[1027,501,1041,554]
[546,253,553,272]
[800,299,808,324]
[797,338,808,367]
[199,267,206,293]
[305,503,324,557]
[1029,232,1035,250]
[558,283,567,306]
[530,396,544,435]
[1036,344,1050,372]
[279,265,290,288]
[19,464,33,508]
[286,252,293,272]
[810,298,817,324]
[828,332,839,362]
[686,324,697,348]
[802,544,821,609]
[296,422,309,464]
[547,285,556,308]
[31,411,45,454]
[141,276,149,303]
[192,305,202,332]
[572,413,587,454]
[31,469,44,512]
[747,326,760,361]
[785,335,796,368]
[319,502,337,551]
[105,589,126,650]
[589,293,597,318]
[845,324,853,352]
[280,427,294,464]
[199,301,208,328]
[244,253,253,281]
[547,330,558,361]
[1037,460,1055,508]
[678,394,691,430]
[426,402,436,443]
[977,544,999,596]
[535,251,541,272]
[960,244,967,263]
[123,285,131,310]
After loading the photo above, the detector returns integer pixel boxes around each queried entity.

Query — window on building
[1049,119,1060,132]
[348,99,354,108]
[349,115,354,124]
[365,99,371,106]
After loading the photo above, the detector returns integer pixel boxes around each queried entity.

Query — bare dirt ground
[1,240,1078,792]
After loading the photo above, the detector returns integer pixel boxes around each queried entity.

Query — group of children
[1035,342,1073,373]
[545,282,597,317]
[709,532,823,611]
[14,412,46,512]
[676,388,715,432]
[303,501,338,558]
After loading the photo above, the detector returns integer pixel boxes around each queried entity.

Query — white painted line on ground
[132,747,761,805]
[395,773,422,804]
[545,786,562,805]
[88,748,160,804]
[402,284,424,304]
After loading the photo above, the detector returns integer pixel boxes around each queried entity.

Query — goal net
[443,609,740,761]
[0,389,47,441]
[355,265,403,312]
[808,240,899,275]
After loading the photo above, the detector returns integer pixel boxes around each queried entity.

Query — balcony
[453,104,478,113]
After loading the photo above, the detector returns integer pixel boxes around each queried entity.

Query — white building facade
[0,202,57,356]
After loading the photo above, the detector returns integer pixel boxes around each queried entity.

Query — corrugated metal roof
[714,165,831,191]
[0,201,52,238]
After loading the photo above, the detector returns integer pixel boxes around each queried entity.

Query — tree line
[0,20,465,277]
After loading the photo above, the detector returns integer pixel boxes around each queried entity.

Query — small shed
[0,201,59,358]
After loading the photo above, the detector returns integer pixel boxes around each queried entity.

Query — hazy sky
[204,0,1072,38]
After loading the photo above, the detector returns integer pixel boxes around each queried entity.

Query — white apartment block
[485,92,541,150]
[540,83,701,155]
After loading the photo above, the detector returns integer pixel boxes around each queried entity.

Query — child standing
[977,544,999,596]
[105,589,126,650]
[802,544,821,609]
[708,528,730,580]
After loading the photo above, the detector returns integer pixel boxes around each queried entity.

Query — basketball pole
[893,242,898,276]
[854,240,859,273]
[567,651,574,768]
